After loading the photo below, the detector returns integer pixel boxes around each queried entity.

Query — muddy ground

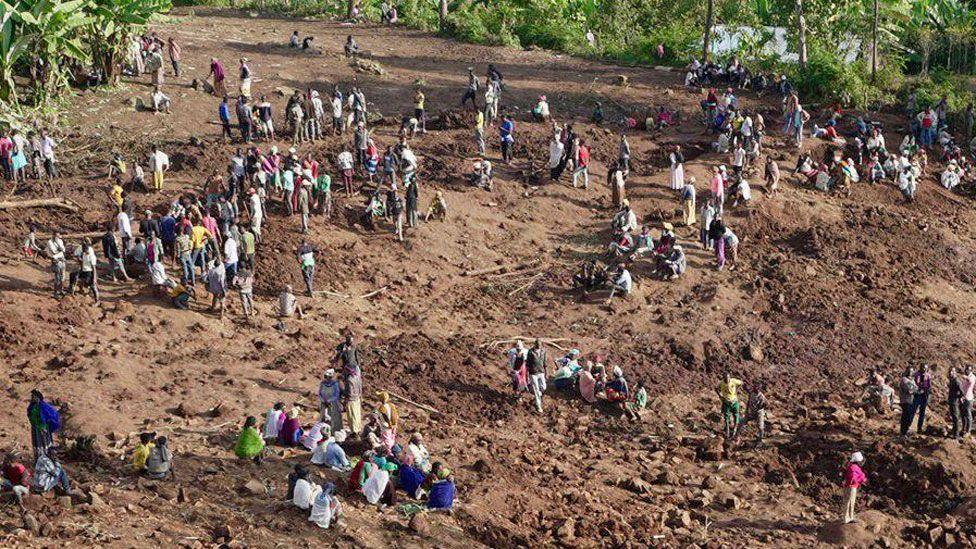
[0,7,974,548]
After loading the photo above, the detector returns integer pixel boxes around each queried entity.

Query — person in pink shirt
[710,166,725,215]
[0,134,12,181]
[842,451,867,523]
[201,208,221,246]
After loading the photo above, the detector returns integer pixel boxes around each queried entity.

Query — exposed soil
[0,7,974,548]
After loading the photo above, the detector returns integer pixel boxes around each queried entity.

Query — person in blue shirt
[219,96,232,142]
[499,114,515,164]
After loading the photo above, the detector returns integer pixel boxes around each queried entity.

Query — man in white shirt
[40,130,57,178]
[548,136,564,180]
[47,232,66,295]
[731,143,745,176]
[117,210,133,251]
[606,264,632,304]
[247,188,263,241]
[337,150,355,195]
[223,233,238,281]
[148,145,169,192]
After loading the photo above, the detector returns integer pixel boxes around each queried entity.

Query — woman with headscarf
[318,370,343,429]
[508,340,529,397]
[605,366,630,403]
[425,462,456,510]
[578,362,598,404]
[312,430,351,470]
[842,451,867,524]
[300,421,329,451]
[362,455,397,506]
[376,391,399,433]
[669,145,685,191]
[234,416,265,461]
[27,390,59,460]
[552,349,582,391]
[292,468,321,510]
[404,432,431,473]
[278,408,303,447]
[309,482,341,529]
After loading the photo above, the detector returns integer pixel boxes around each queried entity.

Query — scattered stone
[615,75,629,86]
[747,343,764,362]
[39,521,53,537]
[556,517,576,542]
[212,524,234,542]
[656,470,680,485]
[723,494,741,510]
[702,476,719,489]
[58,495,72,508]
[351,58,385,75]
[177,485,190,503]
[666,509,692,529]
[23,514,39,536]
[408,512,430,535]
[242,479,267,497]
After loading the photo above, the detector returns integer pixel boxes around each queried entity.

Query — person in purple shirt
[209,57,226,96]
[913,364,932,434]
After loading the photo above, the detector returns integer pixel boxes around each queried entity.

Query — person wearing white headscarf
[300,422,329,451]
[309,482,341,529]
[292,472,322,510]
[842,452,866,524]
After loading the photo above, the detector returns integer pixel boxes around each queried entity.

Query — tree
[439,0,448,29]
[702,0,713,61]
[872,0,879,80]
[795,0,807,70]
[86,0,171,85]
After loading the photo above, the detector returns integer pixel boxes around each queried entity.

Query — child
[625,379,647,421]
[424,191,447,222]
[22,224,41,261]
[132,432,156,472]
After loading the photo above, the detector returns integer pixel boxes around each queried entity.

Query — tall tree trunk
[796,0,807,70]
[702,0,713,62]
[871,0,878,81]
[439,0,448,29]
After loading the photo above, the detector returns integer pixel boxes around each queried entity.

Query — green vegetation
[0,0,170,106]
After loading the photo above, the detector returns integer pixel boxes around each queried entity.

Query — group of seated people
[229,392,455,530]
[547,349,648,421]
[606,217,686,281]
[684,57,788,95]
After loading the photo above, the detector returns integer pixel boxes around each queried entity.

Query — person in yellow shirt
[413,88,427,134]
[717,372,744,439]
[190,224,213,277]
[475,110,485,156]
[132,432,155,472]
[108,181,124,212]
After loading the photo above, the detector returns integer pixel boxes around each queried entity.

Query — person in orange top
[842,452,867,523]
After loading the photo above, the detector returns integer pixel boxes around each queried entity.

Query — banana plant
[15,0,94,101]
[0,1,29,103]
[85,0,172,83]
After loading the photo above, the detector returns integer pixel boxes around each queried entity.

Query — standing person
[343,365,363,437]
[117,208,133,252]
[389,190,404,241]
[46,231,66,296]
[354,122,369,172]
[507,340,529,397]
[527,339,548,413]
[102,223,131,282]
[681,177,697,226]
[948,367,964,439]
[717,372,743,439]
[618,135,631,176]
[167,37,181,77]
[298,180,311,234]
[608,163,625,209]
[73,238,100,302]
[209,57,226,97]
[791,104,810,148]
[499,114,515,164]
[308,90,324,141]
[148,145,169,193]
[236,96,253,143]
[572,138,590,189]
[337,149,355,196]
[405,177,419,228]
[238,58,252,99]
[27,390,60,460]
[223,230,239,282]
[233,266,254,321]
[841,452,867,524]
[746,382,767,445]
[461,67,479,110]
[39,130,57,179]
[474,109,486,156]
[247,187,263,242]
[315,170,332,217]
[764,156,780,194]
[256,95,275,141]
[669,145,685,191]
[331,89,344,136]
[898,367,919,437]
[962,365,976,436]
[913,364,932,434]
[297,239,316,296]
[318,369,343,429]
[548,134,564,181]
[414,88,427,134]
[206,260,227,319]
[218,96,233,143]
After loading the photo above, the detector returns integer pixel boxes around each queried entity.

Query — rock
[656,470,680,485]
[723,494,741,510]
[556,517,576,541]
[177,485,190,503]
[58,495,72,508]
[615,74,629,86]
[242,479,267,497]
[39,521,53,537]
[702,476,719,489]
[927,526,944,544]
[666,509,692,529]
[618,476,652,495]
[212,524,234,542]
[696,438,724,461]
[88,491,105,507]
[23,514,39,536]
[408,512,430,535]
[747,343,764,362]
[351,58,385,75]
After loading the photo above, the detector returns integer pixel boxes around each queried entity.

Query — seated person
[166,279,193,309]
[607,230,634,258]
[145,436,172,479]
[942,160,963,189]
[152,86,171,113]
[471,159,493,190]
[309,482,341,529]
[292,467,322,510]
[712,131,730,154]
[532,96,550,122]
[624,379,648,420]
[551,349,582,390]
[404,432,431,473]
[343,35,359,57]
[631,226,654,258]
[302,36,315,50]
[289,31,300,48]
[424,191,448,222]
[32,449,70,495]
[398,462,426,499]
[234,416,266,462]
[278,408,303,446]
[731,176,752,207]
[311,431,351,470]
[661,245,686,280]
[610,202,638,234]
[278,285,305,318]
[424,462,456,510]
[606,264,632,304]
[1,452,31,501]
[132,432,155,472]
[605,366,630,403]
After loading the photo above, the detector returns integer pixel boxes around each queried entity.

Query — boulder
[242,479,267,497]
[655,470,680,485]
[408,512,430,535]
[212,524,234,542]
[747,343,765,362]
[23,514,39,536]
[556,517,576,542]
